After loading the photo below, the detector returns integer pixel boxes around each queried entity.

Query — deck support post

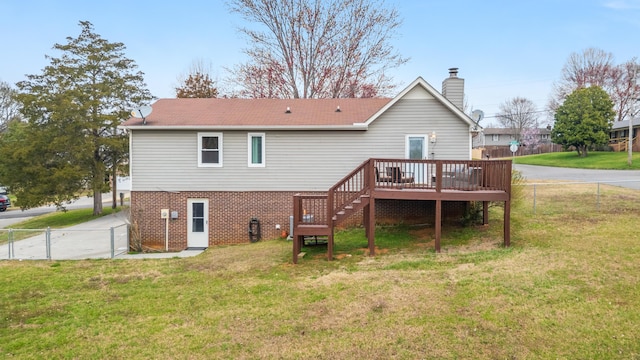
[504,200,510,247]
[483,201,489,225]
[327,228,334,261]
[367,198,375,256]
[435,199,442,252]
[293,194,300,264]
[363,203,370,238]
[292,235,298,264]
[293,235,303,264]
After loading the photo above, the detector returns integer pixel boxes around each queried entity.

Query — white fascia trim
[121,125,369,131]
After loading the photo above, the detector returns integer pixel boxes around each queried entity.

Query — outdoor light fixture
[429,131,437,159]
[430,131,437,144]
[285,107,291,113]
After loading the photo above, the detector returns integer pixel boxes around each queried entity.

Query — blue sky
[1,0,639,124]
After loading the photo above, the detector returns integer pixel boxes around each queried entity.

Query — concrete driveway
[1,208,204,260]
[513,164,640,190]
[1,210,130,260]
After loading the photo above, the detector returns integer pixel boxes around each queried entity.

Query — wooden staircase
[333,193,370,224]
[292,159,373,263]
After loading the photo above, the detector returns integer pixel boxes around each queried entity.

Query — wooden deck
[292,159,512,263]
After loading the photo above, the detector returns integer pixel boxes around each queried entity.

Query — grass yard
[1,185,640,359]
[513,151,640,170]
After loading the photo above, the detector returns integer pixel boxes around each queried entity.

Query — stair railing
[327,159,372,226]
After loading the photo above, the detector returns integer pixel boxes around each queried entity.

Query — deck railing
[372,159,512,192]
[292,194,328,226]
[609,136,637,152]
[327,159,372,224]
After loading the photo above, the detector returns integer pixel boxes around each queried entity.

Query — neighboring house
[473,127,552,148]
[121,69,480,251]
[609,118,640,152]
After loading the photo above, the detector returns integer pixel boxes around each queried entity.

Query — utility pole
[629,66,639,167]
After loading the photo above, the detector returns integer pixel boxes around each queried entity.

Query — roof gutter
[119,124,370,131]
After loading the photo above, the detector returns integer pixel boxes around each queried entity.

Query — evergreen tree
[551,86,614,157]
[0,21,152,213]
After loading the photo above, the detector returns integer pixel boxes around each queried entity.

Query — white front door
[187,199,209,248]
[406,135,427,183]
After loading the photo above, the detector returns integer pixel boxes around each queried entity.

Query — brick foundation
[130,191,469,251]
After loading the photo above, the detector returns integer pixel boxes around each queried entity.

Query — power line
[483,109,551,119]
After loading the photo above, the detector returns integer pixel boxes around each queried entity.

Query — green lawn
[513,151,640,169]
[1,184,640,359]
[10,206,123,228]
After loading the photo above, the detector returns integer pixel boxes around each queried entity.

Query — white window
[198,133,223,167]
[492,134,500,142]
[248,133,265,167]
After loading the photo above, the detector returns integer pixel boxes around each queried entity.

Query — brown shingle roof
[122,98,392,128]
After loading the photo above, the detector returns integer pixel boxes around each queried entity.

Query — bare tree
[496,97,539,143]
[226,0,407,98]
[0,81,21,132]
[549,48,639,122]
[611,60,640,166]
[227,54,289,98]
[175,59,219,98]
[549,48,615,112]
[609,59,640,122]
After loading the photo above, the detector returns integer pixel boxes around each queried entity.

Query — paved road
[513,164,640,190]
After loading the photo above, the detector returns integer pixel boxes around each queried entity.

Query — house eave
[119,124,369,131]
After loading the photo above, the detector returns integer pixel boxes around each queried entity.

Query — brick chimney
[442,67,464,110]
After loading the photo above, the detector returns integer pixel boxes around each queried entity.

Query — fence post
[46,227,51,260]
[110,226,115,259]
[533,184,537,214]
[8,229,13,259]
[127,224,130,253]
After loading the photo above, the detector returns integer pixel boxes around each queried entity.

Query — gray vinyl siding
[130,98,471,192]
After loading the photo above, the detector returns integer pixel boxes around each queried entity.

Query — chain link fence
[517,180,640,215]
[1,181,637,260]
[1,224,129,260]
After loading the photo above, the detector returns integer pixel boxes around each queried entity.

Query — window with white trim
[198,133,222,167]
[248,133,265,167]
[492,134,500,142]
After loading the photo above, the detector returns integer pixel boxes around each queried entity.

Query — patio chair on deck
[386,166,414,184]
[375,167,393,183]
